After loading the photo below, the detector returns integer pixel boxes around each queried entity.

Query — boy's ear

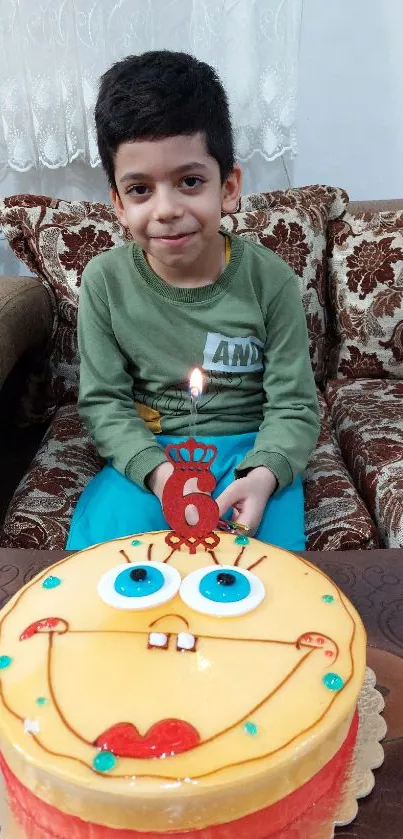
[221,164,242,214]
[110,187,128,227]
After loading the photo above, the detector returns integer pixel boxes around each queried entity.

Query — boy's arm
[78,271,168,490]
[236,273,320,486]
[217,273,320,531]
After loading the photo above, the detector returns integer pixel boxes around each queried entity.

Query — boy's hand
[216,467,277,536]
[148,464,202,525]
[147,461,174,501]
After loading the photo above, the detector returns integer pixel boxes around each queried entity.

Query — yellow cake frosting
[0,532,366,832]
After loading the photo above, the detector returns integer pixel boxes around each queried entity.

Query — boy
[67,50,320,551]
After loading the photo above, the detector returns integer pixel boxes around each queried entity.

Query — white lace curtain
[0,0,302,173]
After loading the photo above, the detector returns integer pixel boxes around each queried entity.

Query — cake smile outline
[17,617,341,765]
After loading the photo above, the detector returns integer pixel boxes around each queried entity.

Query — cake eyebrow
[246,555,267,572]
[118,544,153,563]
[163,548,177,563]
[120,544,266,572]
[234,547,246,566]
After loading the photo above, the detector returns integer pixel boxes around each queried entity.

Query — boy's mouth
[151,232,196,247]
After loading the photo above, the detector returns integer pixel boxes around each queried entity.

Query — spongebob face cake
[0,532,366,838]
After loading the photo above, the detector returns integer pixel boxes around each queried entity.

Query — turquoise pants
[67,433,305,551]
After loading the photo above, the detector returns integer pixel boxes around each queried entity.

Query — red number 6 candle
[162,438,220,553]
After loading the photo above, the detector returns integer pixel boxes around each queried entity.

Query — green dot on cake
[322,672,344,692]
[93,751,117,773]
[234,535,250,546]
[42,576,62,589]
[244,721,258,736]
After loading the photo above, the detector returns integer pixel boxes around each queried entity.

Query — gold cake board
[0,667,386,839]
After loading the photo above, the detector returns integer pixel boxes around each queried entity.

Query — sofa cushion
[304,390,378,551]
[327,208,403,379]
[222,185,349,384]
[0,196,129,418]
[0,185,348,422]
[0,404,103,549]
[326,378,403,548]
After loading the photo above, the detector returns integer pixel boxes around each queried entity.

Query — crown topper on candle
[162,438,220,554]
[165,438,218,470]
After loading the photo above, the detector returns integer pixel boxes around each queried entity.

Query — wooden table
[0,547,402,839]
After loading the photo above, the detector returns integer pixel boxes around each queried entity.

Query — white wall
[294,0,403,199]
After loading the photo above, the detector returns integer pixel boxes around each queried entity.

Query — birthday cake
[0,530,366,838]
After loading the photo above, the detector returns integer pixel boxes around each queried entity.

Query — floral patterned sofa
[0,187,402,551]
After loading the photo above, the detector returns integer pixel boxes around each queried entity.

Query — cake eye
[180,566,265,617]
[115,565,163,597]
[98,562,181,610]
[200,570,251,603]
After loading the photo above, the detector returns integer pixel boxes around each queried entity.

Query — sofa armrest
[304,391,378,551]
[347,198,403,214]
[0,276,53,388]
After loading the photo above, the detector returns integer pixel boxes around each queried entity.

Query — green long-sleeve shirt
[78,233,320,491]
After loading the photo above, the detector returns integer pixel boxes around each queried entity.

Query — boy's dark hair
[95,51,235,189]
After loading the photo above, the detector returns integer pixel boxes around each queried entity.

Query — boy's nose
[152,188,183,221]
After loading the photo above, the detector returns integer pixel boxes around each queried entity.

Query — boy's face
[111,133,241,282]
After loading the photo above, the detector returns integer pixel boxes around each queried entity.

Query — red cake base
[0,712,358,839]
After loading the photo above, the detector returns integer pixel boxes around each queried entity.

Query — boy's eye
[181,176,203,189]
[127,184,149,196]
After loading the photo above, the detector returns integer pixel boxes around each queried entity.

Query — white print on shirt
[203,332,264,373]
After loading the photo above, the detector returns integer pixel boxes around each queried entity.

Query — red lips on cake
[94,719,200,758]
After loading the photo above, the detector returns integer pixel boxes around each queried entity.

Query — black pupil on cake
[130,567,148,582]
[216,572,236,586]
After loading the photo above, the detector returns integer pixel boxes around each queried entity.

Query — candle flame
[189,367,203,399]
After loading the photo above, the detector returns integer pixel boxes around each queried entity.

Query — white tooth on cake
[148,632,169,649]
[24,718,40,734]
[177,632,197,651]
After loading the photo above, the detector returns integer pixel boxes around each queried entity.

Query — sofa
[0,186,402,551]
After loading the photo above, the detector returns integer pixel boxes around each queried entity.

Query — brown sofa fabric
[1,404,103,549]
[304,391,378,550]
[325,378,403,548]
[0,196,130,417]
[327,205,403,380]
[348,199,403,213]
[0,276,53,388]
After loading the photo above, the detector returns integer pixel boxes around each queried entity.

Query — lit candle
[161,367,220,552]
[188,368,204,437]
[189,367,204,401]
